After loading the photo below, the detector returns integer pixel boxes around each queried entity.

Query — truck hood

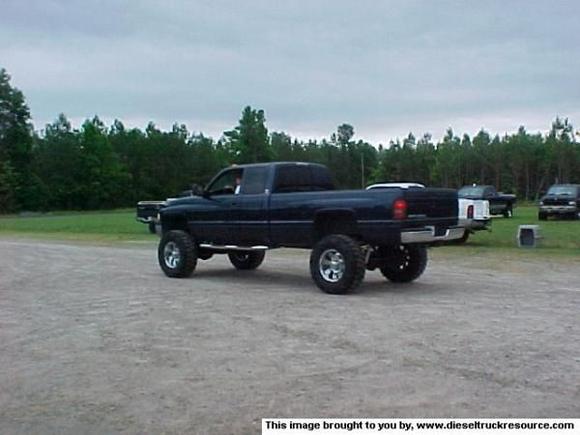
[164,195,204,207]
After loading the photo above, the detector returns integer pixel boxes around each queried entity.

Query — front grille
[543,199,571,206]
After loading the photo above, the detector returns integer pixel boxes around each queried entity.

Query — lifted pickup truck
[539,184,580,220]
[368,183,490,243]
[458,185,516,218]
[157,162,463,294]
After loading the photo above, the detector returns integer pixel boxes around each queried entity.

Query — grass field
[442,205,580,256]
[0,209,152,243]
[0,206,578,255]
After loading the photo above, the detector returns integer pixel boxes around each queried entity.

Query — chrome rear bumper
[401,226,465,244]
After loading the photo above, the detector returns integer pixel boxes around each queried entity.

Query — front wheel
[310,234,365,294]
[228,251,265,270]
[380,244,427,283]
[158,230,198,278]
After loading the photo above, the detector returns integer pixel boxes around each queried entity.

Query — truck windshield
[458,186,485,197]
[547,186,576,196]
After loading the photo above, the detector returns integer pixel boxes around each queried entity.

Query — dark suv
[539,184,580,220]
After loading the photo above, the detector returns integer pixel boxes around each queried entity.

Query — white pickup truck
[366,183,491,243]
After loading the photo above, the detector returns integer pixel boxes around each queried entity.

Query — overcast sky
[2,0,579,144]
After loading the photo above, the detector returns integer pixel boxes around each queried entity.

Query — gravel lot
[0,239,579,434]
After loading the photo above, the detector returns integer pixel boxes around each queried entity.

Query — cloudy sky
[2,0,579,144]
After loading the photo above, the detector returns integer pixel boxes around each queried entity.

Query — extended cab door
[192,168,242,244]
[236,166,271,245]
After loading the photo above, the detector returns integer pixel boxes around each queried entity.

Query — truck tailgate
[403,188,458,220]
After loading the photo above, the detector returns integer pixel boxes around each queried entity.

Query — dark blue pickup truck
[157,162,463,294]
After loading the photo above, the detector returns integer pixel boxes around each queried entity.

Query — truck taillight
[393,199,407,220]
[467,204,474,219]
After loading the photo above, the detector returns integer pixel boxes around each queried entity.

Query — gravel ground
[0,239,579,434]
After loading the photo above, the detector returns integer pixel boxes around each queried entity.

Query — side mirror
[191,184,205,197]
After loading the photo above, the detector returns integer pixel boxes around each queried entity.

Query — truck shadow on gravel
[356,279,441,296]
[180,267,443,296]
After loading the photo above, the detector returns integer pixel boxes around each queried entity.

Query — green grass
[438,205,580,257]
[0,206,578,256]
[0,210,153,243]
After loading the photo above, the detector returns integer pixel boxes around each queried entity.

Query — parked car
[458,185,516,218]
[136,189,193,233]
[538,184,580,220]
[367,183,491,243]
[156,162,464,294]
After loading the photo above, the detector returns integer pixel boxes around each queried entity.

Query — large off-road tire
[228,251,265,270]
[380,244,428,283]
[309,234,365,294]
[158,230,197,278]
[538,212,547,221]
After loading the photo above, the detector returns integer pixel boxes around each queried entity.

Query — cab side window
[207,169,243,196]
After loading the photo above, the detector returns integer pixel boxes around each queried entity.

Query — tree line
[1,67,579,213]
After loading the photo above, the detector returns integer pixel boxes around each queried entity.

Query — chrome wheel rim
[319,249,345,282]
[163,241,181,269]
[394,245,411,270]
[233,252,250,262]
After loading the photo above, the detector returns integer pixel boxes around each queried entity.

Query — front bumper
[136,216,159,224]
[401,226,465,244]
[540,205,576,214]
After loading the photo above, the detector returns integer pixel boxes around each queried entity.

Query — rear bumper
[459,218,491,231]
[401,226,465,244]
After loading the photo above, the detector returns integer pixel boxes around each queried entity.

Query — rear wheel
[538,212,547,221]
[310,234,365,294]
[148,222,156,234]
[503,206,513,218]
[228,251,265,270]
[158,230,197,278]
[379,244,427,283]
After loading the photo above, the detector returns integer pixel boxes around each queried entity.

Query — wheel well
[313,211,359,242]
[161,214,189,234]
